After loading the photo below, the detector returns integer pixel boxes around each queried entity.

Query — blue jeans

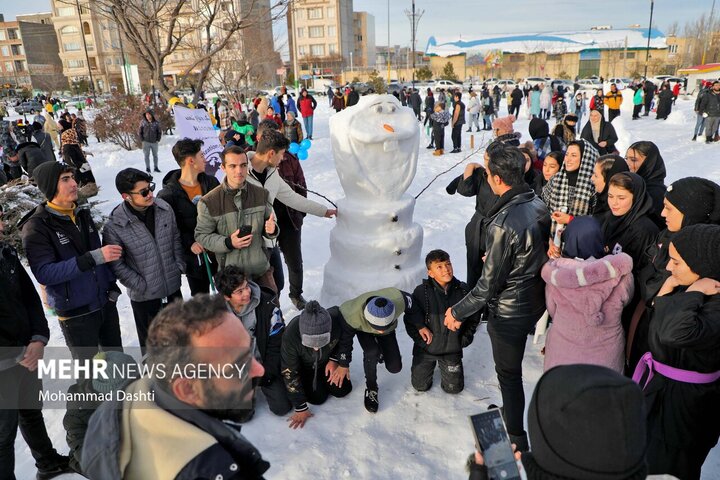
[694,113,706,137]
[303,115,314,138]
[142,141,159,170]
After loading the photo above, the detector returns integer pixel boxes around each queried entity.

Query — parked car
[577,78,602,92]
[434,79,463,91]
[551,79,574,93]
[15,101,43,114]
[524,76,548,88]
[387,82,405,95]
[495,79,517,92]
[349,82,375,95]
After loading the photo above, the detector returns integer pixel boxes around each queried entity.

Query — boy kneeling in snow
[281,301,352,429]
[405,250,481,394]
[329,288,412,413]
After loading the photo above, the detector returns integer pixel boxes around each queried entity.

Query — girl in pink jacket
[542,216,634,372]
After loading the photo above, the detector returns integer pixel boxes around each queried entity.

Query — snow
[10,94,720,479]
[426,28,667,57]
[321,94,425,306]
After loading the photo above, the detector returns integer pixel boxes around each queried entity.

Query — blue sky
[4,0,714,48]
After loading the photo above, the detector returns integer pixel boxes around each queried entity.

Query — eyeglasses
[129,182,156,197]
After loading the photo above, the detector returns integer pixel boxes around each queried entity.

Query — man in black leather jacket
[444,142,550,451]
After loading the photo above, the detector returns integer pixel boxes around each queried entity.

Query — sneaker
[426,144,434,149]
[451,148,461,154]
[289,294,307,310]
[154,167,161,173]
[364,388,379,413]
[466,129,472,132]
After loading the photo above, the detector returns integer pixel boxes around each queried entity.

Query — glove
[703,112,709,118]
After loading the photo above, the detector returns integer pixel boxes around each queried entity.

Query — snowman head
[330,94,420,202]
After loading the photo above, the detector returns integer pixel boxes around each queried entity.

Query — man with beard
[81,294,271,480]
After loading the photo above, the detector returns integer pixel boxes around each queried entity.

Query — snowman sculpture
[320,94,425,306]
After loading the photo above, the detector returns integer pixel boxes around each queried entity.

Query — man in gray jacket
[103,168,184,348]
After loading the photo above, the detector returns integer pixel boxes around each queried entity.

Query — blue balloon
[298,149,309,161]
[300,139,312,150]
[288,142,300,154]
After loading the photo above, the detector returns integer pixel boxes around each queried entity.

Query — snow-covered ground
[12,91,720,479]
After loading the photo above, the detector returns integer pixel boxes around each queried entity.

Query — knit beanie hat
[528,364,647,480]
[33,160,69,201]
[364,297,396,330]
[670,224,720,281]
[665,177,720,227]
[492,115,515,133]
[92,351,140,394]
[299,301,332,348]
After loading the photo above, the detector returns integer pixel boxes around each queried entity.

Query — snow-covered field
[12,91,720,479]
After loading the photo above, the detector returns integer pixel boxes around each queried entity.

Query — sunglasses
[129,182,156,197]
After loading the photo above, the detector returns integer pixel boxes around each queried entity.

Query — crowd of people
[0,77,719,480]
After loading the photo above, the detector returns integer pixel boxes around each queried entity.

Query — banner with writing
[173,105,223,178]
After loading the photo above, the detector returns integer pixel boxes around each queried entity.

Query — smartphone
[238,225,252,237]
[469,410,522,480]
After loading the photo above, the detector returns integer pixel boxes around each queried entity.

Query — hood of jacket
[232,280,261,319]
[542,253,633,322]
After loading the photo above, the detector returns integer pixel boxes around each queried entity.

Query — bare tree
[59,0,292,102]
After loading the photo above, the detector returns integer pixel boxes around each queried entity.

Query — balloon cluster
[288,139,312,161]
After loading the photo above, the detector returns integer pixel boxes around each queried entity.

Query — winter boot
[692,135,697,141]
[433,149,443,156]
[364,388,379,413]
[426,143,434,149]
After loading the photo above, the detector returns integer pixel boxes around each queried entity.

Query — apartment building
[0,13,66,92]
[352,12,375,69]
[288,0,354,77]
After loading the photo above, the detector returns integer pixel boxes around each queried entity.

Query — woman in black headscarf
[580,109,619,155]
[625,141,667,228]
[590,154,629,219]
[601,171,659,273]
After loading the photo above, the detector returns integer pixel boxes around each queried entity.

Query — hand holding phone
[238,225,252,237]
[469,409,522,480]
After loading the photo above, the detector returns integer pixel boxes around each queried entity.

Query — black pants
[59,302,123,360]
[451,124,463,150]
[644,99,653,115]
[356,331,402,390]
[0,365,65,480]
[260,377,293,416]
[130,290,183,349]
[487,314,537,436]
[509,104,521,118]
[298,361,353,406]
[608,108,620,122]
[411,350,464,394]
[187,275,211,297]
[632,104,643,119]
[269,246,285,295]
[277,226,304,298]
[433,126,445,150]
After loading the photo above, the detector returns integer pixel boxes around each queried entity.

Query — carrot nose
[383,124,394,132]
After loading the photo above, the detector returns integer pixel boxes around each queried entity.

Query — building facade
[0,13,67,93]
[287,0,354,79]
[352,12,375,68]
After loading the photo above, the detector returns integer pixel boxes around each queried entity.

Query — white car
[604,78,636,91]
[434,79,463,91]
[495,79,517,92]
[577,78,602,92]
[524,76,548,88]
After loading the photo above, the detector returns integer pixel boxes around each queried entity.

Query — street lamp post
[643,0,655,80]
[75,0,96,98]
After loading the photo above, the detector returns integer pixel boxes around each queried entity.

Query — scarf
[591,154,629,218]
[543,139,599,236]
[601,172,654,250]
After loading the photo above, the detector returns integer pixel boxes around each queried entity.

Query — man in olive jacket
[194,146,278,292]
[445,144,550,452]
[329,287,412,413]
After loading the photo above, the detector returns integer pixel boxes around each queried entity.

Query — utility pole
[404,0,424,90]
[290,4,299,89]
[76,0,96,98]
[386,0,391,83]
[701,0,717,65]
[643,0,655,80]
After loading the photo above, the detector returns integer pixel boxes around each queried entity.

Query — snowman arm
[274,176,327,217]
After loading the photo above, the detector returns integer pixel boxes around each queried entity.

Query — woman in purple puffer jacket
[542,216,634,373]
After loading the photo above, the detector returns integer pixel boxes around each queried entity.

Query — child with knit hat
[281,301,351,429]
[329,288,412,413]
[491,115,521,146]
[637,224,720,479]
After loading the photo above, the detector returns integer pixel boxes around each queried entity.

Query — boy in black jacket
[404,250,481,394]
[281,301,352,429]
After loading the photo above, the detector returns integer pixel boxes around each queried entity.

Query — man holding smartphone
[445,143,550,450]
[195,146,279,292]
